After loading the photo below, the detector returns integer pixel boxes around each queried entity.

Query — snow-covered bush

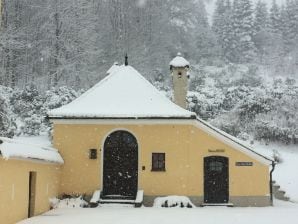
[44,86,81,110]
[211,112,242,137]
[0,85,83,137]
[272,149,283,163]
[153,196,195,208]
[50,196,88,209]
[0,86,16,137]
[10,84,44,136]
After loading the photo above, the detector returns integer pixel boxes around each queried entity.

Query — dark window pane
[152,153,165,171]
[209,161,223,172]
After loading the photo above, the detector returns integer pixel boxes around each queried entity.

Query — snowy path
[18,201,298,224]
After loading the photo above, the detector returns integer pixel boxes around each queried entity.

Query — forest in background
[0,0,297,144]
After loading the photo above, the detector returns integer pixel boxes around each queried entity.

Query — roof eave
[47,115,197,120]
[0,154,64,165]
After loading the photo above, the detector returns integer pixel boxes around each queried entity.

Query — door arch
[102,130,138,199]
[204,156,229,203]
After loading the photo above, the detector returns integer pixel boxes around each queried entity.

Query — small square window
[152,153,165,171]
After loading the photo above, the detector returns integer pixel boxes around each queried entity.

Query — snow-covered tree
[231,0,256,63]
[254,0,268,32]
[269,0,281,34]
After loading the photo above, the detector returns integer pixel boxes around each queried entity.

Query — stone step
[99,199,136,204]
[201,203,234,207]
[272,180,276,184]
[273,186,280,194]
[272,180,290,202]
[273,184,280,190]
[274,194,290,201]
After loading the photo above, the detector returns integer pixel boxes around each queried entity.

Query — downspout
[270,161,276,206]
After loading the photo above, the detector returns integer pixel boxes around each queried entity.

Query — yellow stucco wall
[53,122,269,198]
[0,159,61,224]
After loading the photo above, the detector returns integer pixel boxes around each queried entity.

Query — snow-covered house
[47,55,274,207]
[0,136,63,224]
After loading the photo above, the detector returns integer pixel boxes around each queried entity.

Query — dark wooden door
[102,131,138,199]
[28,171,36,218]
[204,156,229,203]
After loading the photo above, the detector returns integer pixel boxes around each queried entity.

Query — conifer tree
[212,0,226,37]
[281,0,298,52]
[253,0,269,62]
[254,0,268,32]
[212,0,234,61]
[222,0,235,62]
[269,0,281,34]
[231,0,256,63]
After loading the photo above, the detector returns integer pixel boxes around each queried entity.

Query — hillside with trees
[0,0,297,145]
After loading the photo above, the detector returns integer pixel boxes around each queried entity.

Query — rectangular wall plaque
[208,149,225,153]
[236,162,253,166]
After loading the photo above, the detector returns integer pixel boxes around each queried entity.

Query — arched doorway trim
[101,129,139,199]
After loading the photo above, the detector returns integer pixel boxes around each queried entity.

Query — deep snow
[18,200,298,224]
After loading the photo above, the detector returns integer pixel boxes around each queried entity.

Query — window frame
[151,152,166,172]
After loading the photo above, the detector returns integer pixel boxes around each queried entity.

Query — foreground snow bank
[18,200,298,224]
[153,196,195,208]
[50,196,88,209]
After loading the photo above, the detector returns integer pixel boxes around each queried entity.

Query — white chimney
[169,53,190,109]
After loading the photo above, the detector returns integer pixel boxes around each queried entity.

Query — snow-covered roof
[106,62,120,75]
[169,53,190,68]
[48,65,195,119]
[0,137,64,164]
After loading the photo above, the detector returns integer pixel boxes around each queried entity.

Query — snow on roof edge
[0,137,64,164]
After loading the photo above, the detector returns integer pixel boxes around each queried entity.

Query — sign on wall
[208,149,225,153]
[235,162,253,166]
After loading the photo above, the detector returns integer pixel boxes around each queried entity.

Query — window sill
[151,169,166,172]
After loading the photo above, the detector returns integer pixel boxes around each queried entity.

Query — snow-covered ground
[251,141,298,202]
[18,200,298,224]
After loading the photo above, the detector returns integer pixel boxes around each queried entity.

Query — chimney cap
[169,53,190,69]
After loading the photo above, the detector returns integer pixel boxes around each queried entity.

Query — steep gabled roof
[48,65,196,119]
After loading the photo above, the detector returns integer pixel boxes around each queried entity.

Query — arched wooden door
[102,131,138,199]
[204,156,229,203]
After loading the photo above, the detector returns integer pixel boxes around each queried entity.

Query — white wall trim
[51,119,194,125]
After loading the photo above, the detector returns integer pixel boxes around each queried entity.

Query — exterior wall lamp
[89,149,97,159]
